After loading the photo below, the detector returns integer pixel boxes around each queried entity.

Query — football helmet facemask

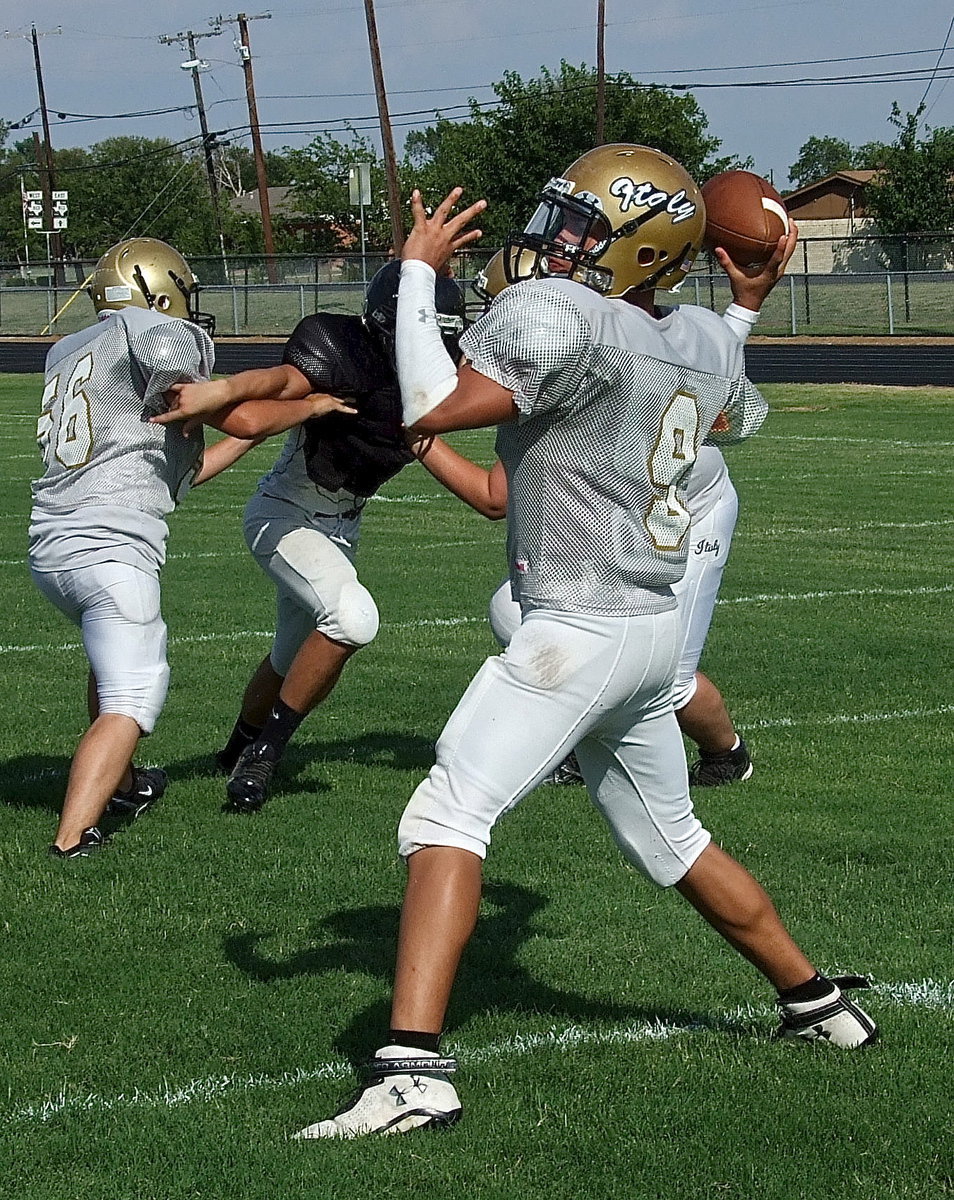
[503,143,706,297]
[364,259,466,363]
[89,237,215,334]
[471,247,535,307]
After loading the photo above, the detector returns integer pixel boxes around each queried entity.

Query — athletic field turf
[0,375,951,1199]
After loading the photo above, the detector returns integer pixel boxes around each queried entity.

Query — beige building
[782,171,883,271]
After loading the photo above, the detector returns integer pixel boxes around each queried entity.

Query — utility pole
[363,0,404,254]
[595,0,606,146]
[212,11,278,283]
[4,25,65,283]
[159,26,228,274]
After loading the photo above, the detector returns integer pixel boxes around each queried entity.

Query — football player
[467,251,762,788]
[300,146,877,1139]
[29,238,346,858]
[153,262,466,812]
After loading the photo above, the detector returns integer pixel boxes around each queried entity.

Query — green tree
[283,130,390,252]
[865,105,954,265]
[788,135,888,189]
[788,136,854,189]
[403,61,736,244]
[0,135,247,268]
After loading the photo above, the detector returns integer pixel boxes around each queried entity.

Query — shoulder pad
[282,314,391,396]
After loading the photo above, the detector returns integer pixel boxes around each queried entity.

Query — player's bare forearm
[153,364,312,425]
[409,363,518,435]
[193,434,264,486]
[409,434,508,519]
[717,219,799,311]
[208,393,357,439]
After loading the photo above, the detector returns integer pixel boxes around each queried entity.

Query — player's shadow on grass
[0,753,71,813]
[166,731,436,801]
[223,880,734,1059]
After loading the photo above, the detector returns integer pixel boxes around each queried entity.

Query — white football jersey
[460,278,767,616]
[29,307,213,572]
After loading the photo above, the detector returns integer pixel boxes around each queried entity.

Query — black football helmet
[363,260,466,363]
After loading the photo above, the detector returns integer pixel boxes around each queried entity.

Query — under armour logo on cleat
[389,1077,427,1106]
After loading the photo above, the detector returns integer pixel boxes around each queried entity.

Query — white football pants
[30,561,169,733]
[398,607,711,887]
[243,493,379,676]
[669,474,738,708]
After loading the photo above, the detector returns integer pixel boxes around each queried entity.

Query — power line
[918,15,954,117]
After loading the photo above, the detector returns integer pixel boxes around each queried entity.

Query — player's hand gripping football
[402,187,487,274]
[715,219,799,313]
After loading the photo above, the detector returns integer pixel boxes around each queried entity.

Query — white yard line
[2,583,951,652]
[3,978,949,1126]
[761,434,954,449]
[745,704,954,729]
[716,582,954,604]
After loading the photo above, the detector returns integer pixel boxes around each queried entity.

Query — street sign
[23,189,68,231]
[349,163,371,207]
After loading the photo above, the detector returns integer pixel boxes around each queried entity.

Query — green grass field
[0,376,951,1200]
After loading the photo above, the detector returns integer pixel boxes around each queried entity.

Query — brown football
[701,170,790,266]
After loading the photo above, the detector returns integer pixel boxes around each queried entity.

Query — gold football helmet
[471,248,535,306]
[504,143,706,297]
[88,237,215,333]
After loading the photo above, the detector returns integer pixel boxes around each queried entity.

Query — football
[701,170,790,266]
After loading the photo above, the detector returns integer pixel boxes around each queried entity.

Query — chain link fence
[3,236,954,337]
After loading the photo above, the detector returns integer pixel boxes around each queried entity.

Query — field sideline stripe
[745,704,954,729]
[2,583,951,654]
[4,979,950,1127]
[762,434,954,448]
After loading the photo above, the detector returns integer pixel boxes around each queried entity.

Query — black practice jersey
[282,314,413,497]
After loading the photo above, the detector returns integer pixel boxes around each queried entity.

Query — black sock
[258,698,306,757]
[777,973,834,1003]
[220,717,262,763]
[388,1029,442,1054]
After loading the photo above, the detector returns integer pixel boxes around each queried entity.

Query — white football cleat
[776,975,878,1047]
[295,1046,462,1139]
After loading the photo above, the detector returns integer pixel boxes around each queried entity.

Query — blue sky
[2,0,953,192]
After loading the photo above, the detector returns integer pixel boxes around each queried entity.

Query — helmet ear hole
[637,247,656,266]
[155,295,172,311]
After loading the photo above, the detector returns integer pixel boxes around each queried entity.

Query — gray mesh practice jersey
[28,308,213,572]
[460,279,767,616]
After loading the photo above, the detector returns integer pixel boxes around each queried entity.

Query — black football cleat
[688,739,753,787]
[107,766,168,818]
[545,751,584,786]
[49,826,105,859]
[226,742,278,813]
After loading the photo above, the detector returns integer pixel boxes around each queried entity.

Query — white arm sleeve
[721,302,759,343]
[396,259,460,427]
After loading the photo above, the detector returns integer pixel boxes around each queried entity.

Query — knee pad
[323,578,379,647]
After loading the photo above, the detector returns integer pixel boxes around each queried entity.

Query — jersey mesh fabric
[31,308,211,518]
[282,314,413,497]
[461,279,767,617]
